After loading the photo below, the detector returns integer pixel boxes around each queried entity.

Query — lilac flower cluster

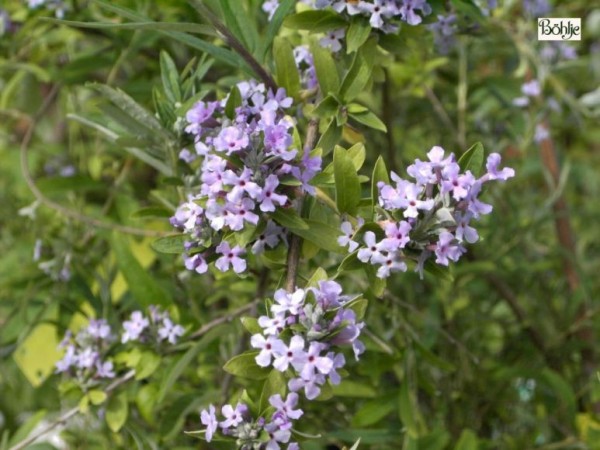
[56,307,185,381]
[55,319,116,380]
[540,42,577,64]
[172,81,321,275]
[338,146,515,279]
[251,280,364,400]
[122,306,185,345]
[199,394,302,448]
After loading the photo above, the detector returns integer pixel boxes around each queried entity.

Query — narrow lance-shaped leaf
[283,10,347,33]
[261,0,296,60]
[334,146,361,215]
[310,39,340,95]
[274,37,301,99]
[371,156,390,216]
[340,37,377,102]
[346,17,371,54]
[160,51,181,103]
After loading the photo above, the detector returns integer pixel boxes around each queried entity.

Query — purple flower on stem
[87,319,111,340]
[122,311,149,343]
[223,167,261,202]
[213,126,249,154]
[485,153,515,182]
[251,334,286,367]
[272,289,305,316]
[319,28,345,52]
[95,360,115,378]
[220,403,247,429]
[269,393,304,420]
[435,231,465,266]
[158,318,185,344]
[184,253,208,274]
[273,335,306,372]
[357,231,384,263]
[338,221,360,252]
[215,242,247,273]
[200,405,218,442]
[257,175,288,212]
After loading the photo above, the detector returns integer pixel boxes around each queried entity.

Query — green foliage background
[1,0,599,449]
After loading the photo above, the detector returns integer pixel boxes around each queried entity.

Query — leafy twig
[8,370,135,450]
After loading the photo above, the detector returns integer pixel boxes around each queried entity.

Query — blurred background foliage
[1,0,599,449]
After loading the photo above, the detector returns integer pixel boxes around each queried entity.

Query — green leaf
[352,398,395,427]
[399,382,419,438]
[159,51,181,103]
[347,142,366,171]
[271,208,309,230]
[313,95,340,118]
[371,156,389,216]
[454,429,479,450]
[135,351,162,380]
[283,10,347,33]
[111,233,170,307]
[350,110,387,132]
[310,40,340,95]
[240,317,262,335]
[157,327,224,403]
[220,0,258,53]
[346,297,368,320]
[306,267,328,288]
[340,38,377,102]
[457,142,485,177]
[7,410,46,448]
[150,234,186,255]
[106,392,128,433]
[89,390,108,405]
[89,83,169,140]
[44,18,214,35]
[346,17,371,54]
[317,119,342,156]
[223,351,270,380]
[291,219,345,254]
[259,370,287,415]
[135,384,159,425]
[262,0,296,60]
[334,146,361,215]
[332,380,376,398]
[274,37,301,99]
[92,0,244,70]
[225,85,242,119]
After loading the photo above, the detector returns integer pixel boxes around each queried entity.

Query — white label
[538,18,581,41]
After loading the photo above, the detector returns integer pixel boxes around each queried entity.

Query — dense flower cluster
[199,394,302,448]
[339,146,515,278]
[264,0,432,49]
[172,81,321,275]
[55,307,184,381]
[428,14,457,55]
[122,306,185,345]
[251,280,364,400]
[55,319,116,380]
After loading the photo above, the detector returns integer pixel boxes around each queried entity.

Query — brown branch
[9,370,135,450]
[284,119,319,293]
[187,300,260,341]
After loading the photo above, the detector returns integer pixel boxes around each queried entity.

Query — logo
[538,18,581,41]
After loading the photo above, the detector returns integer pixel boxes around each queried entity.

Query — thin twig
[284,119,319,293]
[187,301,260,341]
[20,84,170,237]
[9,371,135,450]
[457,41,467,150]
[189,0,278,91]
[424,86,459,141]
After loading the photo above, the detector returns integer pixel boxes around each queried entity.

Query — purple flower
[185,101,218,135]
[122,311,149,343]
[372,252,408,278]
[77,347,99,369]
[184,253,208,274]
[251,334,286,367]
[402,183,434,218]
[312,280,347,309]
[223,167,261,202]
[485,153,515,182]
[158,318,185,344]
[55,344,77,373]
[466,181,493,218]
[200,405,218,442]
[327,352,346,385]
[272,289,305,316]
[381,220,412,250]
[319,28,345,52]
[454,211,479,244]
[435,231,465,266]
[215,242,247,273]
[252,221,285,254]
[300,341,333,379]
[258,175,288,212]
[95,360,115,378]
[213,126,249,154]
[87,319,111,340]
[258,313,286,335]
[220,403,247,429]
[224,198,259,231]
[521,80,541,97]
[357,231,384,263]
[273,335,306,372]
[269,393,303,420]
[288,373,326,400]
[338,221,360,252]
[441,164,475,201]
